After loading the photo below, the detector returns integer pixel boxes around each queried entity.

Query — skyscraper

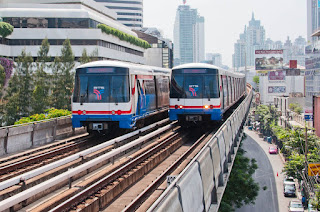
[307,0,320,43]
[173,4,205,66]
[232,13,265,70]
[94,0,143,30]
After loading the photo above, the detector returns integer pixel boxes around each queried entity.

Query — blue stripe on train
[169,109,223,121]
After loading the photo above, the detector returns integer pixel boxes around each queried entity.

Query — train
[71,61,171,134]
[169,63,246,124]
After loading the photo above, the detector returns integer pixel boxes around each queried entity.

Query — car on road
[284,184,296,197]
[288,200,304,212]
[268,146,278,154]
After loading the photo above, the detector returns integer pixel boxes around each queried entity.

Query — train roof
[76,60,171,75]
[172,63,245,78]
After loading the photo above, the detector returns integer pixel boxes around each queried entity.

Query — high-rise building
[0,0,146,64]
[94,0,143,30]
[307,0,320,43]
[232,13,265,70]
[173,4,205,66]
[206,53,222,67]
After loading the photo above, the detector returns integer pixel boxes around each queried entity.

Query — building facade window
[3,39,143,56]
[3,17,100,29]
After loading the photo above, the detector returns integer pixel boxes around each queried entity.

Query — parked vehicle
[284,176,295,186]
[284,184,296,197]
[288,200,304,212]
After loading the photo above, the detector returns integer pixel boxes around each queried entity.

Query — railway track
[0,119,172,211]
[0,101,239,212]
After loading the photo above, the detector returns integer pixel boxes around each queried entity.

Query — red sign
[290,60,297,69]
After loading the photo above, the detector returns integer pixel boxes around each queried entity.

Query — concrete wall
[0,116,86,156]
[150,85,253,212]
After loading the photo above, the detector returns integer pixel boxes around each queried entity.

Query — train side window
[144,79,156,95]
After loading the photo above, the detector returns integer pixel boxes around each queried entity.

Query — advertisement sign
[268,86,286,93]
[308,163,320,176]
[268,70,286,81]
[255,50,284,70]
[289,60,297,69]
[314,96,320,138]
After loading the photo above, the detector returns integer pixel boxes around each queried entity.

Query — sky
[143,0,307,68]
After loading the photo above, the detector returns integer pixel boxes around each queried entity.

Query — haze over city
[143,0,307,67]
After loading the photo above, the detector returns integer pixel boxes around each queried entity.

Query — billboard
[314,96,320,138]
[308,163,320,176]
[268,86,286,93]
[268,70,286,81]
[255,50,284,71]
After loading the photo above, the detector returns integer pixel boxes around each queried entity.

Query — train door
[222,75,228,109]
[220,75,224,109]
[136,79,146,116]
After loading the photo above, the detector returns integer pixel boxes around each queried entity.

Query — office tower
[94,0,143,30]
[307,0,320,43]
[173,5,205,66]
[232,13,265,70]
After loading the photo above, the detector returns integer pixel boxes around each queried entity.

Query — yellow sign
[308,163,320,176]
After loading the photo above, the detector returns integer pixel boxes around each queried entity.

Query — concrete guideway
[244,127,304,212]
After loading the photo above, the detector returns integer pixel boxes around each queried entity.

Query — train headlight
[77,110,82,115]
[117,110,122,115]
[210,105,214,109]
[175,105,178,109]
[204,105,209,109]
[112,110,116,115]
[82,110,86,115]
[179,105,183,109]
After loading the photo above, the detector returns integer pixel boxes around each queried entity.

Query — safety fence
[148,84,253,212]
[0,116,86,156]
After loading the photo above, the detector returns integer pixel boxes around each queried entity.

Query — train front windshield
[170,68,219,98]
[73,67,130,103]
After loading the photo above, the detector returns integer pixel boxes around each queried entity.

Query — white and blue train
[169,63,246,124]
[71,61,171,133]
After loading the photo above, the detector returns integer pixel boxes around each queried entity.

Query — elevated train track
[0,84,252,212]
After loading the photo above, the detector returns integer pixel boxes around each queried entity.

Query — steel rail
[0,140,86,175]
[50,129,183,212]
[0,121,173,211]
[123,131,212,212]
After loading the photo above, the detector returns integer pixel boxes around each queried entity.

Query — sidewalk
[244,127,304,212]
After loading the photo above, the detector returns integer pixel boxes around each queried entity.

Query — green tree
[79,48,91,64]
[50,39,75,110]
[311,185,320,210]
[32,38,51,114]
[0,64,5,94]
[0,22,14,43]
[2,49,34,124]
[253,75,259,85]
[2,52,34,126]
[219,146,259,211]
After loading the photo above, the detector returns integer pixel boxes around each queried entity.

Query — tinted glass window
[170,75,184,98]
[185,75,202,98]
[73,72,129,103]
[170,68,219,99]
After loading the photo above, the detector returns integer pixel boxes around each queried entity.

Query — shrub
[14,108,71,125]
[97,24,151,49]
